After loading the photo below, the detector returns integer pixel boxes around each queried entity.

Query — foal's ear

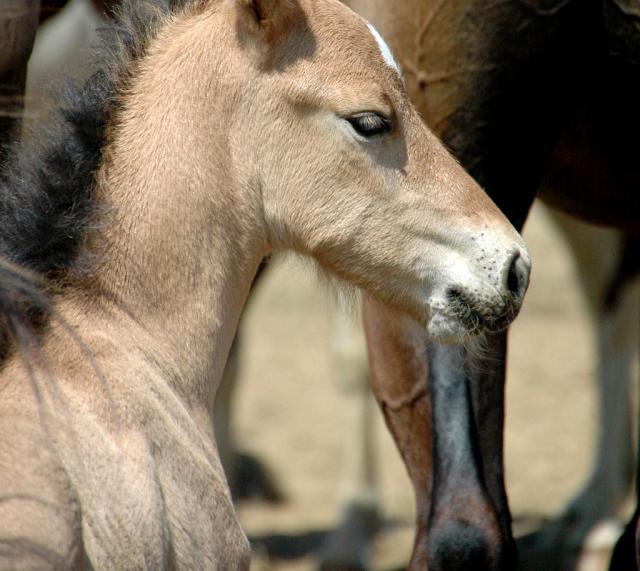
[237,0,298,45]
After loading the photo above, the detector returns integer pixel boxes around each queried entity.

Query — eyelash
[345,112,392,138]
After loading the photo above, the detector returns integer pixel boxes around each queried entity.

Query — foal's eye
[345,112,392,139]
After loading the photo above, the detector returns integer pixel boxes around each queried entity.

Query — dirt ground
[227,201,637,570]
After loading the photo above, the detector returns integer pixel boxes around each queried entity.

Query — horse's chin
[426,311,475,344]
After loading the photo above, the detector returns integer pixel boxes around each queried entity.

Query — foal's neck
[76,11,267,406]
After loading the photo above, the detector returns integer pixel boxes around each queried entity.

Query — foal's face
[235,0,530,339]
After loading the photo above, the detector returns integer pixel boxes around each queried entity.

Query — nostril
[504,251,530,300]
[507,261,520,297]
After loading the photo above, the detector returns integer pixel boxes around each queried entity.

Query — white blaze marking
[366,22,402,77]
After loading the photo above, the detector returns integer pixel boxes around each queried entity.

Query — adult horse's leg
[363,303,515,570]
[555,222,637,528]
[519,212,638,569]
[430,334,515,569]
[607,238,640,571]
[602,0,640,564]
[610,345,640,571]
[429,332,515,570]
[362,298,432,569]
[362,300,517,571]
[0,0,40,163]
[212,262,283,503]
[351,0,595,567]
[317,307,381,570]
[213,328,284,504]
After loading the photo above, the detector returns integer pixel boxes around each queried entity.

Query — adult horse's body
[344,0,639,568]
[0,0,530,567]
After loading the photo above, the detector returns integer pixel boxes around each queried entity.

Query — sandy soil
[226,202,637,570]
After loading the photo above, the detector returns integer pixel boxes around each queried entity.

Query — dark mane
[0,0,189,348]
[0,0,174,277]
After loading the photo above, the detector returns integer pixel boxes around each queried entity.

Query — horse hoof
[427,519,514,571]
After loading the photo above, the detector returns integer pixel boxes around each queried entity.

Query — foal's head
[222,0,530,339]
[215,0,530,339]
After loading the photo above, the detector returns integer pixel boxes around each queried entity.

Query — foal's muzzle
[445,247,531,335]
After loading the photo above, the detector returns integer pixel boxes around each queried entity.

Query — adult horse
[344,0,639,569]
[0,0,530,567]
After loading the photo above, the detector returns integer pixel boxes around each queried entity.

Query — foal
[0,0,530,568]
